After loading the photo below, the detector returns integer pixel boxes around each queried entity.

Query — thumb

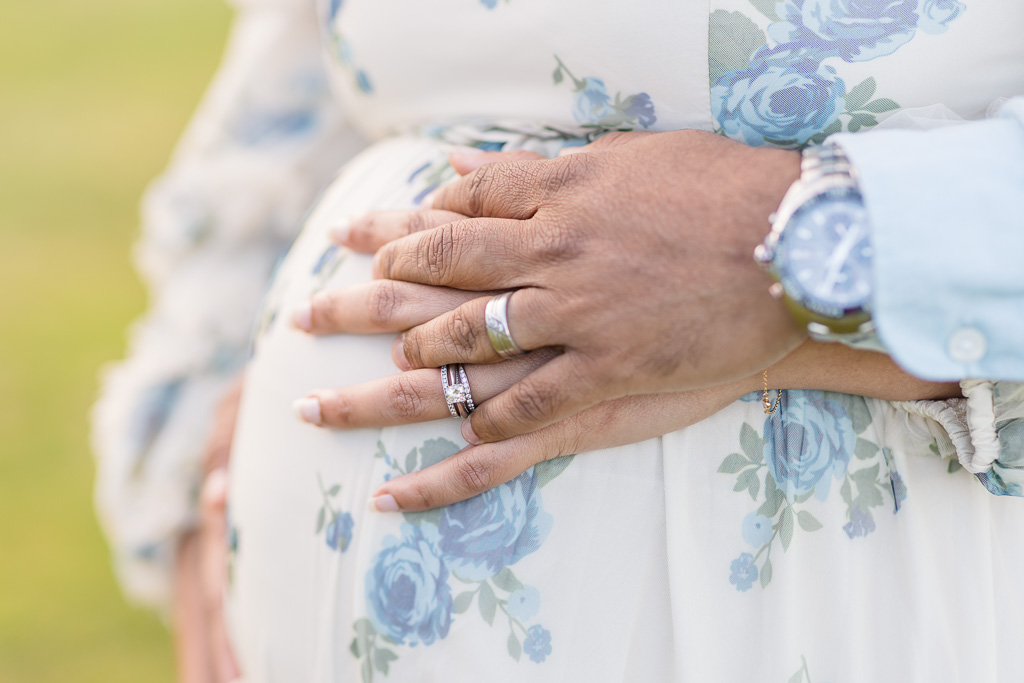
[449,149,546,175]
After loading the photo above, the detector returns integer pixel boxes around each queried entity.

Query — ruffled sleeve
[895,382,1024,497]
[91,0,368,609]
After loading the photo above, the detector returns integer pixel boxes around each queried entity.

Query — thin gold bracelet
[762,369,781,415]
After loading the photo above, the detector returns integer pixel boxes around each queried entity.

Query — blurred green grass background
[0,1,231,680]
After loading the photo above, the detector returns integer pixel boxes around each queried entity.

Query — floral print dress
[92,0,1024,681]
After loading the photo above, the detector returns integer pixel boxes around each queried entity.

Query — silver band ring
[440,363,476,419]
[485,291,526,359]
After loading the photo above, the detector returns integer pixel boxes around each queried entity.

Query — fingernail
[329,222,350,244]
[461,420,480,445]
[292,397,322,425]
[391,334,411,371]
[558,142,587,156]
[201,468,229,506]
[291,301,312,332]
[367,493,400,512]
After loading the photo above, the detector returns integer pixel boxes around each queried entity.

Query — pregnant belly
[225,135,463,678]
[223,132,673,683]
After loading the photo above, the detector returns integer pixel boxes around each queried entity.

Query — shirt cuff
[832,99,1024,381]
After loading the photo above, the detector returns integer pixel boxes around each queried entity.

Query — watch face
[776,187,872,318]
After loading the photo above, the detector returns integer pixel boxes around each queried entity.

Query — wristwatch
[754,143,876,343]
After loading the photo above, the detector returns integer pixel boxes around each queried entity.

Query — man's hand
[369,130,805,444]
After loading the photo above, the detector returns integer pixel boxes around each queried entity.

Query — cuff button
[947,326,987,364]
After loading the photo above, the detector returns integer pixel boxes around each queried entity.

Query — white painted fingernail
[291,301,312,332]
[329,223,350,243]
[461,420,480,445]
[201,468,229,506]
[368,493,400,512]
[293,397,322,425]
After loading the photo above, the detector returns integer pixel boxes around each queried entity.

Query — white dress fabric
[92,0,1024,681]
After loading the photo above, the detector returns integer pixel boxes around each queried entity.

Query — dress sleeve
[894,382,1024,497]
[832,97,1024,382]
[91,0,367,609]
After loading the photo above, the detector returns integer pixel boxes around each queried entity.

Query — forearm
[752,340,962,401]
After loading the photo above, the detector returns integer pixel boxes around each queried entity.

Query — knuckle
[509,381,553,426]
[402,480,441,511]
[367,281,401,328]
[385,374,426,420]
[403,211,430,236]
[452,451,495,495]
[528,220,582,264]
[420,223,459,282]
[445,308,479,352]
[464,166,494,216]
[321,393,356,428]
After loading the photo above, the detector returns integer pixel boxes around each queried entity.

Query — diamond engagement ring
[484,291,526,359]
[440,363,475,418]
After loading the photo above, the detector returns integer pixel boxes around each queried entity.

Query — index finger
[372,217,532,289]
[429,158,547,219]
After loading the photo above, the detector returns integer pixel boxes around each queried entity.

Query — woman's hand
[358,130,805,446]
[174,380,243,683]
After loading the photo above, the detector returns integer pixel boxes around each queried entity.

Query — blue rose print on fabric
[771,0,923,62]
[326,512,355,552]
[709,0,964,146]
[507,586,541,621]
[552,55,657,132]
[763,390,856,501]
[572,77,615,124]
[438,469,553,580]
[842,505,877,538]
[918,0,966,33]
[366,522,454,646]
[315,474,355,553]
[351,441,575,678]
[720,393,907,591]
[712,46,845,146]
[730,553,759,591]
[523,625,553,663]
[742,512,774,547]
[323,5,374,95]
[889,468,908,511]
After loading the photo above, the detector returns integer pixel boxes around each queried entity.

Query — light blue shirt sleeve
[833,98,1024,382]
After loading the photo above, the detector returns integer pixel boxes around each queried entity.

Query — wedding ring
[440,363,475,418]
[485,291,526,359]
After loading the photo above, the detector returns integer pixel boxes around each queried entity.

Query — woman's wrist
[763,340,962,401]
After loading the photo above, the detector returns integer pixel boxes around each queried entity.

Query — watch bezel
[757,172,872,330]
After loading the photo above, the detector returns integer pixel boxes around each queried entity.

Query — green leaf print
[862,97,900,113]
[854,437,879,461]
[718,452,750,474]
[492,566,524,592]
[796,510,823,531]
[535,454,575,488]
[478,582,498,626]
[844,77,878,113]
[740,422,765,461]
[454,591,476,615]
[709,10,768,84]
[779,507,794,551]
[373,649,398,675]
[748,0,781,22]
[508,632,522,661]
